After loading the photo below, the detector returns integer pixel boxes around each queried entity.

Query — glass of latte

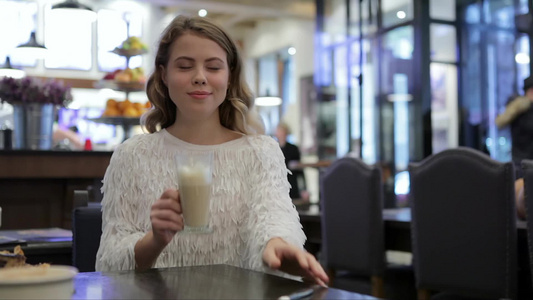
[176,151,213,233]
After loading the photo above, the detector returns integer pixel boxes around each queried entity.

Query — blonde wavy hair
[142,15,264,135]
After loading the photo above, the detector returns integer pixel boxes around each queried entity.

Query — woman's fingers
[294,250,310,271]
[151,217,183,232]
[150,189,184,242]
[152,196,182,214]
[262,246,281,269]
[306,255,329,285]
[150,208,183,224]
[279,246,329,286]
[160,188,179,201]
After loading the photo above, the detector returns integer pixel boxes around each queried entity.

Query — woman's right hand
[150,188,183,246]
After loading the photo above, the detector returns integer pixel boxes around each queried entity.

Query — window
[44,4,92,70]
[324,0,347,44]
[430,24,457,62]
[430,0,456,21]
[97,10,143,72]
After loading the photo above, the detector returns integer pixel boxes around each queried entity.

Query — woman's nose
[192,70,207,85]
[194,78,206,85]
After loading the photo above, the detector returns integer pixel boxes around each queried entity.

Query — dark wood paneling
[0,151,112,229]
[0,152,111,179]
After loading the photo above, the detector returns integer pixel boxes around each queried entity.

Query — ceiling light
[51,0,96,23]
[288,47,296,55]
[0,57,25,79]
[198,9,208,17]
[396,11,406,19]
[255,96,282,106]
[255,88,282,106]
[15,31,47,59]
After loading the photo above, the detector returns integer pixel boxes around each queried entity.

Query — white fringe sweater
[95,129,306,275]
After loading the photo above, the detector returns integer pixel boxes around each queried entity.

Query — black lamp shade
[52,0,93,12]
[2,57,14,69]
[17,31,46,50]
[0,56,26,78]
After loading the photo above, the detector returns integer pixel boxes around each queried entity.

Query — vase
[13,103,56,150]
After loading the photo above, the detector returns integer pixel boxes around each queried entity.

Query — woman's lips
[188,92,211,99]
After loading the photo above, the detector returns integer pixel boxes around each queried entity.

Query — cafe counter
[0,150,112,230]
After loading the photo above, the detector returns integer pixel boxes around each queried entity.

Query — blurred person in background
[275,122,309,203]
[496,76,533,220]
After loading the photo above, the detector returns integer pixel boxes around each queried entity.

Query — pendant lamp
[51,0,96,23]
[15,31,47,59]
[255,89,282,106]
[0,57,25,79]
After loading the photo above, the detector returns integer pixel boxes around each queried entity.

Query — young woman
[95,15,328,286]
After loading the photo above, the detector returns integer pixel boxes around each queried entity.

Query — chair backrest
[73,190,89,208]
[409,147,516,299]
[320,157,385,277]
[72,191,102,272]
[521,159,533,290]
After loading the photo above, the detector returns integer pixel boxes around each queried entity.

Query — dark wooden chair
[72,190,102,272]
[409,147,516,300]
[521,159,533,293]
[320,157,386,298]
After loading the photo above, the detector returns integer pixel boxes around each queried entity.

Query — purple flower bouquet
[0,76,73,107]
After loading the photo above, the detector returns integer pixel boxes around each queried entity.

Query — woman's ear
[160,65,167,86]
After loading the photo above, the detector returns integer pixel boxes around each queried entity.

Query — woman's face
[162,33,230,122]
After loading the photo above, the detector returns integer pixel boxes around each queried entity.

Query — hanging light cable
[51,0,96,23]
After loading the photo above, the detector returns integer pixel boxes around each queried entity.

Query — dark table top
[297,204,527,230]
[0,228,72,248]
[0,228,72,265]
[72,264,380,300]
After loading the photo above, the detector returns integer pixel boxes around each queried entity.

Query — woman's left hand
[262,238,329,286]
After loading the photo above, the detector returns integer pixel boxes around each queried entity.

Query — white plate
[0,265,78,299]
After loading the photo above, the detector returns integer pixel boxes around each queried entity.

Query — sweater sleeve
[95,137,147,272]
[243,136,306,273]
[495,96,531,129]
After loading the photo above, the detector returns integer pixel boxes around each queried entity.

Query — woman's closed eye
[205,63,224,71]
[176,65,221,71]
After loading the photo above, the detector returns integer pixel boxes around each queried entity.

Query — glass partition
[324,0,347,44]
[430,0,456,21]
[431,63,458,154]
[381,26,413,204]
[430,24,457,62]
[315,0,526,207]
[349,0,378,36]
